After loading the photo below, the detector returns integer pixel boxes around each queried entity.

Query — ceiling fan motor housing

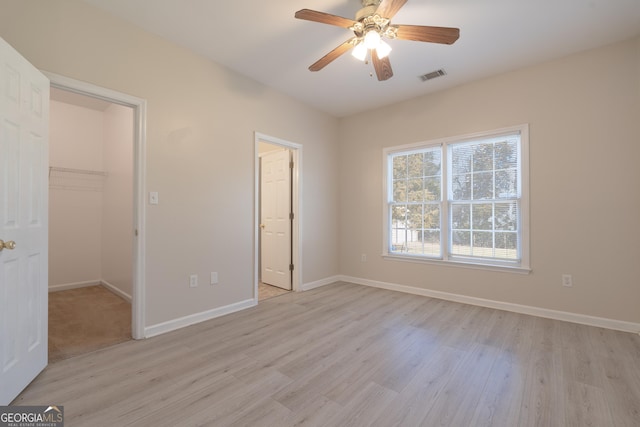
[356,0,381,21]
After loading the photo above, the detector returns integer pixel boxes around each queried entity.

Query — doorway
[45,72,147,340]
[48,88,134,361]
[254,133,302,302]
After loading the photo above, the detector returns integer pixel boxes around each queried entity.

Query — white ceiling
[82,0,640,117]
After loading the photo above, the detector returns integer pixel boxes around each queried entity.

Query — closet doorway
[48,87,134,361]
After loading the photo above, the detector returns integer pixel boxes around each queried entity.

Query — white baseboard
[100,280,132,303]
[49,280,100,293]
[339,275,640,334]
[48,279,132,303]
[144,298,257,338]
[301,275,342,291]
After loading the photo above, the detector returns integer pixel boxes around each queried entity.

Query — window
[384,125,529,271]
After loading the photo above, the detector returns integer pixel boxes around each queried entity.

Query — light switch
[149,192,159,205]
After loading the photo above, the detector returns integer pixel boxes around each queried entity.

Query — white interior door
[260,149,291,290]
[0,37,49,404]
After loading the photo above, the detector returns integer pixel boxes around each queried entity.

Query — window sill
[382,253,532,275]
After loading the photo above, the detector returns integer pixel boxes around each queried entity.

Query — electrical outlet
[210,272,218,285]
[189,274,198,288]
[562,274,573,287]
[361,254,367,262]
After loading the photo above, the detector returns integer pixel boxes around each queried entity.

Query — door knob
[259,224,265,229]
[0,240,16,251]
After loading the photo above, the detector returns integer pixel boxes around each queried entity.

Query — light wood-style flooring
[14,282,640,426]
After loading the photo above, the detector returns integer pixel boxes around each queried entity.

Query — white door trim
[254,133,302,299]
[43,71,147,340]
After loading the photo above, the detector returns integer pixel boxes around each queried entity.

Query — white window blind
[448,133,521,262]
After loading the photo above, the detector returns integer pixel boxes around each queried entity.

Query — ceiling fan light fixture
[351,42,368,61]
[376,40,392,59]
[363,29,381,49]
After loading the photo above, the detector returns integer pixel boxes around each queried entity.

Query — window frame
[382,124,530,273]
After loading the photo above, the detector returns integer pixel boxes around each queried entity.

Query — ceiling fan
[295,0,460,81]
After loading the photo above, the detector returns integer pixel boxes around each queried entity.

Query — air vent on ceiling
[419,69,446,82]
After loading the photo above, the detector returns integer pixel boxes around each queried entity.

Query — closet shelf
[49,166,108,177]
[49,166,108,192]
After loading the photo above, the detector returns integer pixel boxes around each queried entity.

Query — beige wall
[102,103,134,297]
[338,36,640,324]
[0,0,339,327]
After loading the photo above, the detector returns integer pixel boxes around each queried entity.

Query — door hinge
[135,229,139,237]
[289,212,294,220]
[289,264,294,271]
[289,161,294,169]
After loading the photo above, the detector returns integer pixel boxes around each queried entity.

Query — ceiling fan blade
[372,50,393,81]
[375,0,408,19]
[309,38,356,72]
[395,25,460,44]
[295,9,356,29]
